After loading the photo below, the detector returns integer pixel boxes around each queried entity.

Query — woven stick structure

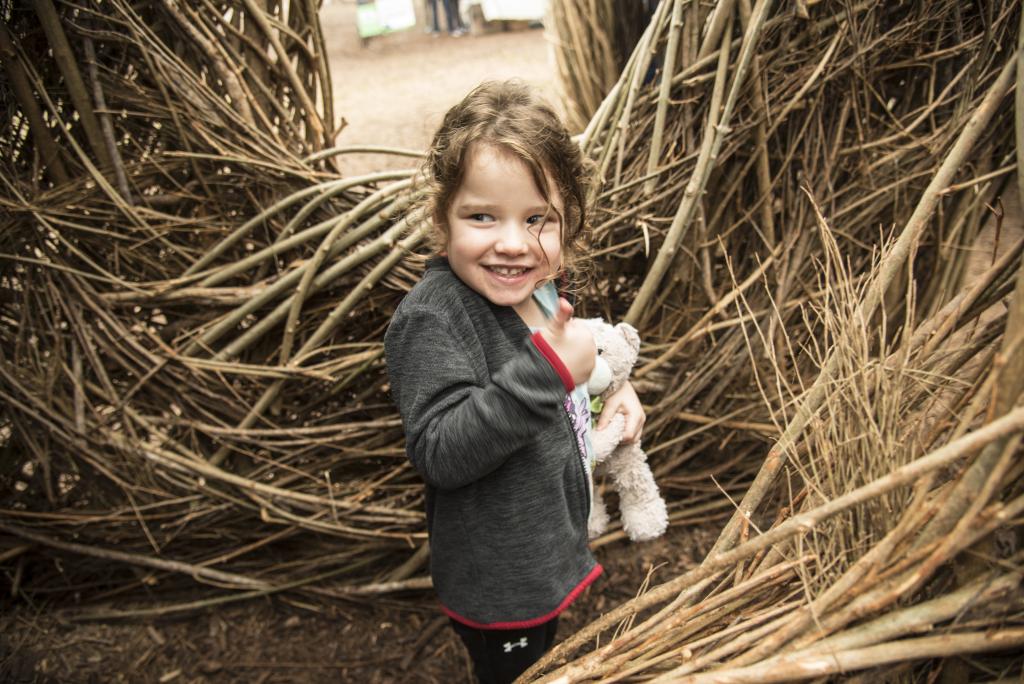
[521,0,1024,680]
[2,0,1024,679]
[1,0,431,610]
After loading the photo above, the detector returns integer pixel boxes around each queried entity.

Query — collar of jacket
[425,256,533,344]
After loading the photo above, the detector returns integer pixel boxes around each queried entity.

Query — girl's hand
[540,298,596,386]
[596,381,645,444]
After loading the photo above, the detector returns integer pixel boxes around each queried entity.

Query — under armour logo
[503,637,528,653]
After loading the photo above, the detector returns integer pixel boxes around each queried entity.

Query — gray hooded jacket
[384,258,601,628]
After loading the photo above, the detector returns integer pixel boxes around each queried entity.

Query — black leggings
[450,617,559,684]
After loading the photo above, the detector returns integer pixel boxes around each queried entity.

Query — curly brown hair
[421,80,593,281]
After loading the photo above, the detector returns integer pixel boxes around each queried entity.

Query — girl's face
[445,143,563,320]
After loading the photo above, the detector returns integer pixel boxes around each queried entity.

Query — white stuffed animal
[583,318,669,542]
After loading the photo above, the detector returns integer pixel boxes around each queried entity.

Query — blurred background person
[427,0,467,36]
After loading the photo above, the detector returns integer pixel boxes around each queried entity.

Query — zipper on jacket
[561,409,591,525]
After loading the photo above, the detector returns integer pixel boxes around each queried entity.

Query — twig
[82,35,133,204]
[626,0,771,326]
[0,23,69,184]
[0,522,270,590]
[33,0,113,170]
[676,629,1024,683]
[644,0,685,195]
[240,0,326,146]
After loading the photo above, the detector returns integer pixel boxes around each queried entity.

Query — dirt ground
[319,0,564,178]
[0,8,723,684]
[1,523,718,683]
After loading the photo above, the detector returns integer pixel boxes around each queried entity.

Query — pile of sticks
[522,0,1024,679]
[1,0,431,613]
[546,0,656,133]
[1,0,1023,677]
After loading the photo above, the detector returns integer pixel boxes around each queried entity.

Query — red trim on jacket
[530,331,575,393]
[442,564,603,630]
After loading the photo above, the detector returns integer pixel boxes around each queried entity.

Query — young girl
[384,80,645,683]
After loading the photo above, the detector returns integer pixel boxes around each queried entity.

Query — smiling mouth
[486,265,530,277]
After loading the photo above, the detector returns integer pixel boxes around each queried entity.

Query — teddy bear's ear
[616,322,641,355]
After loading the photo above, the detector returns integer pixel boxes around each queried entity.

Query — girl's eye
[470,213,494,223]
[526,215,547,227]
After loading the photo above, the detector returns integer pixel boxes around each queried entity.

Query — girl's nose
[494,223,529,255]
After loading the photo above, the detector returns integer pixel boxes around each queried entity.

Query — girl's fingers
[596,401,645,442]
[621,414,641,443]
[548,297,573,332]
[556,297,573,323]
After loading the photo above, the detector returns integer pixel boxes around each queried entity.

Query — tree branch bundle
[519,0,1024,679]
[1,2,1023,679]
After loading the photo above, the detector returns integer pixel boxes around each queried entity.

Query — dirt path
[319,1,562,176]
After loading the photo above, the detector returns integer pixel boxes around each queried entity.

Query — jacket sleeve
[384,305,569,490]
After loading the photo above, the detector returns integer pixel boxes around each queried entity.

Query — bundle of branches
[525,207,1024,681]
[517,0,1024,678]
[1,0,431,612]
[553,0,1024,565]
[546,0,658,133]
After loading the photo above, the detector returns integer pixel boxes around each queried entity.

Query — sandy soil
[319,0,563,177]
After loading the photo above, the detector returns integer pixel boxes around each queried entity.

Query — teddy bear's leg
[589,413,625,466]
[608,443,669,542]
[588,478,610,540]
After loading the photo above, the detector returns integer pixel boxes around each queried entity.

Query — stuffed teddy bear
[583,318,669,542]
